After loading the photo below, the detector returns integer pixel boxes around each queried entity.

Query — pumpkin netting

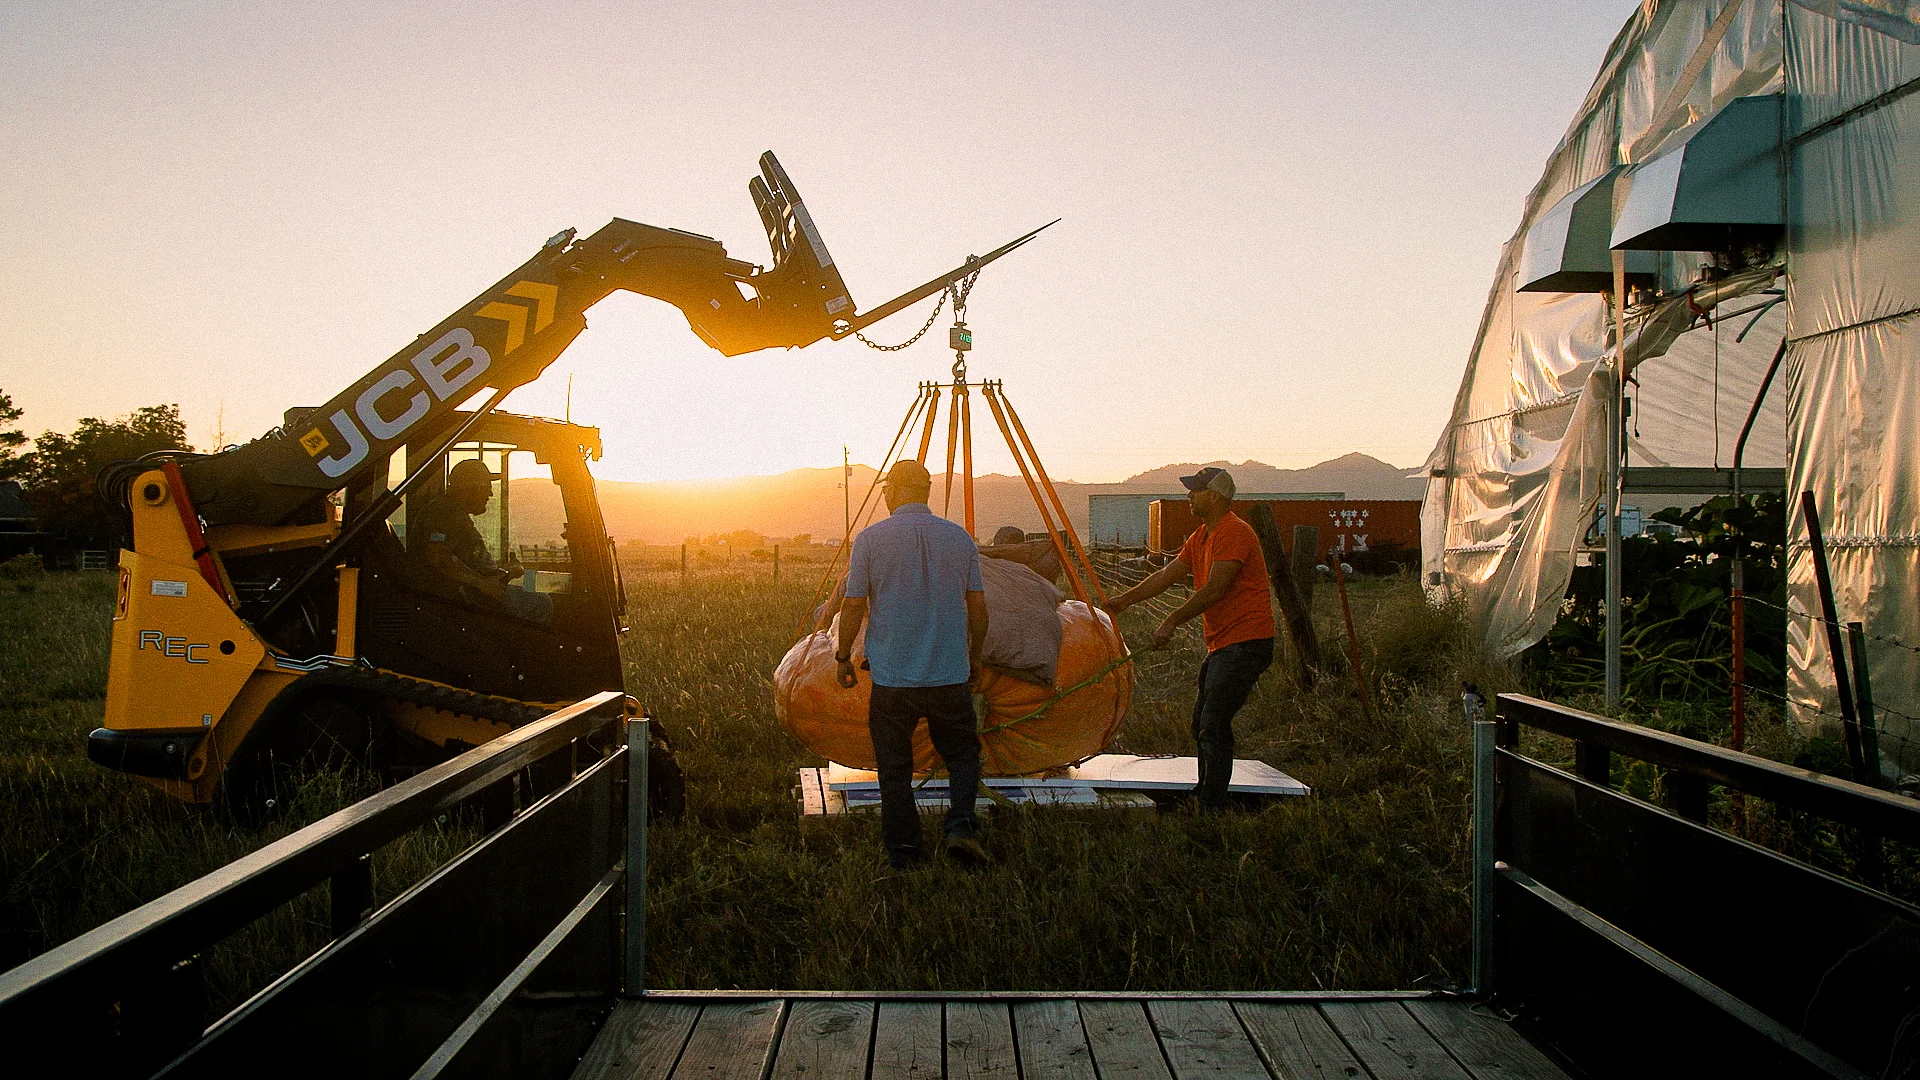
[773,561,1132,775]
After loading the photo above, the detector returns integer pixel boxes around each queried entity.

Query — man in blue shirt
[837,458,991,869]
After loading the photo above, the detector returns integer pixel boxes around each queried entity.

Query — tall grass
[630,568,1484,990]
[2,562,1503,998]
[0,572,473,1014]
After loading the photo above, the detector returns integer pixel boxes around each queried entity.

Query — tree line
[1,389,191,551]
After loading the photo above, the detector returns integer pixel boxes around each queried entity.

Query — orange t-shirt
[1177,512,1276,653]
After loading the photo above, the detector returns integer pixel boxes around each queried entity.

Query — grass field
[0,570,475,1014]
[4,556,1878,1006]
[628,566,1494,991]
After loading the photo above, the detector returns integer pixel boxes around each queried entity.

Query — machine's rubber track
[263,664,685,818]
[286,664,553,727]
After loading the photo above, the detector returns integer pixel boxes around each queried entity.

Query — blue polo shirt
[845,502,984,688]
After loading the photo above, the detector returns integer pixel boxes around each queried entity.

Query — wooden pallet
[796,755,1307,817]
[796,770,1156,816]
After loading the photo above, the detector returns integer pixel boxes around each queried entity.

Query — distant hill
[509,453,1422,545]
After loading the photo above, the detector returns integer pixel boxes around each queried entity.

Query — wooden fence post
[1291,525,1320,610]
[1245,502,1320,686]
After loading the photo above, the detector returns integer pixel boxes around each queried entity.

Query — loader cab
[347,412,627,705]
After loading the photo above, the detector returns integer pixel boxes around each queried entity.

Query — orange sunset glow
[4,3,1637,483]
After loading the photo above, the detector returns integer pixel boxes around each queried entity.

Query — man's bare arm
[835,596,868,688]
[1105,557,1191,615]
[965,589,989,685]
[1153,559,1241,647]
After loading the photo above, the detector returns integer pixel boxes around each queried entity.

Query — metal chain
[854,268,981,352]
[855,289,948,351]
[950,269,978,381]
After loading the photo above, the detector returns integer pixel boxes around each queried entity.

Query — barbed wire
[1734,678,1917,753]
[1740,593,1920,657]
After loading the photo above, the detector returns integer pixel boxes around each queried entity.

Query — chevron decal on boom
[475,301,528,354]
[504,281,557,333]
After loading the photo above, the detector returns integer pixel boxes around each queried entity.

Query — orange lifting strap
[794,376,1121,655]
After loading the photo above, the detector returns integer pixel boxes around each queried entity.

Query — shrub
[0,553,46,580]
[1527,493,1786,702]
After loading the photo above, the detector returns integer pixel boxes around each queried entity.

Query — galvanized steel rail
[1482,693,1920,1079]
[0,691,640,1079]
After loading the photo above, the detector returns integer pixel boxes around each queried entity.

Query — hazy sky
[1,1,1639,484]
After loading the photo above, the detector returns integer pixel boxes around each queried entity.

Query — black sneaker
[944,835,989,868]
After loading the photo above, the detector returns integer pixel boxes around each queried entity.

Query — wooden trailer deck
[571,993,1570,1080]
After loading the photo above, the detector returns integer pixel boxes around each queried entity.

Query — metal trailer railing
[0,690,651,1080]
[1475,693,1920,1080]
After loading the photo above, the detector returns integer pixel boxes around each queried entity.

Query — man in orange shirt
[1104,467,1275,810]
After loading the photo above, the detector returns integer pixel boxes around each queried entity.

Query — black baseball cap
[448,458,500,487]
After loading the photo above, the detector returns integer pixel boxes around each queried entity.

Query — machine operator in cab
[412,458,554,625]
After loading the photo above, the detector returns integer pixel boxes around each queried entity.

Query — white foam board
[1068,754,1311,796]
[822,754,1309,798]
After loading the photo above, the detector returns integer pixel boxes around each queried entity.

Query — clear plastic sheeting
[1423,0,1920,777]
[1784,0,1920,776]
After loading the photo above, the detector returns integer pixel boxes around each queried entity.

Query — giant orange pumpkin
[773,600,1131,775]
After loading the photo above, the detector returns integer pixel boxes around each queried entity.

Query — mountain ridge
[512,453,1423,544]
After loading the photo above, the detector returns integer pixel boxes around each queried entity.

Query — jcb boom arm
[178,152,1051,528]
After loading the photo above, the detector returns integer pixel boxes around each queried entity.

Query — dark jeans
[869,682,981,860]
[1191,638,1273,808]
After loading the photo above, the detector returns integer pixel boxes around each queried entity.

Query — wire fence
[1721,593,1920,760]
[1559,584,1920,760]
[1742,592,1920,657]
[1085,549,1194,626]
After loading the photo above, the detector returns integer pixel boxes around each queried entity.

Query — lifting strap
[796,269,1125,693]
[796,376,1129,676]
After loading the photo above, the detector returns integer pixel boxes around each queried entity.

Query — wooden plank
[569,999,701,1080]
[1012,999,1097,1080]
[947,1001,1018,1080]
[1401,1001,1569,1080]
[1146,999,1269,1079]
[872,1002,944,1079]
[770,999,875,1080]
[798,770,824,817]
[673,999,786,1080]
[1320,1002,1471,1080]
[1076,1002,1174,1080]
[640,990,1430,1003]
[1233,1002,1368,1080]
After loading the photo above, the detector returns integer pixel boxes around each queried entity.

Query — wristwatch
[835,652,852,663]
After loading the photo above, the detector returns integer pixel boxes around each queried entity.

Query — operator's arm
[426,545,508,602]
[965,589,989,688]
[1104,557,1192,616]
[1152,560,1241,648]
[835,597,868,689]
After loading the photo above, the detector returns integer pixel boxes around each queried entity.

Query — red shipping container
[1148,499,1420,558]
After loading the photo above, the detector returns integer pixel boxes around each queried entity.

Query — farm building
[1087,491,1340,548]
[1148,498,1421,560]
[1420,0,1920,778]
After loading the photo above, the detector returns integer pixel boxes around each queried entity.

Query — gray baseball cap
[1178,466,1235,500]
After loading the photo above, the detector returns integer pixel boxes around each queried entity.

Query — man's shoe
[944,835,989,868]
[887,849,929,871]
